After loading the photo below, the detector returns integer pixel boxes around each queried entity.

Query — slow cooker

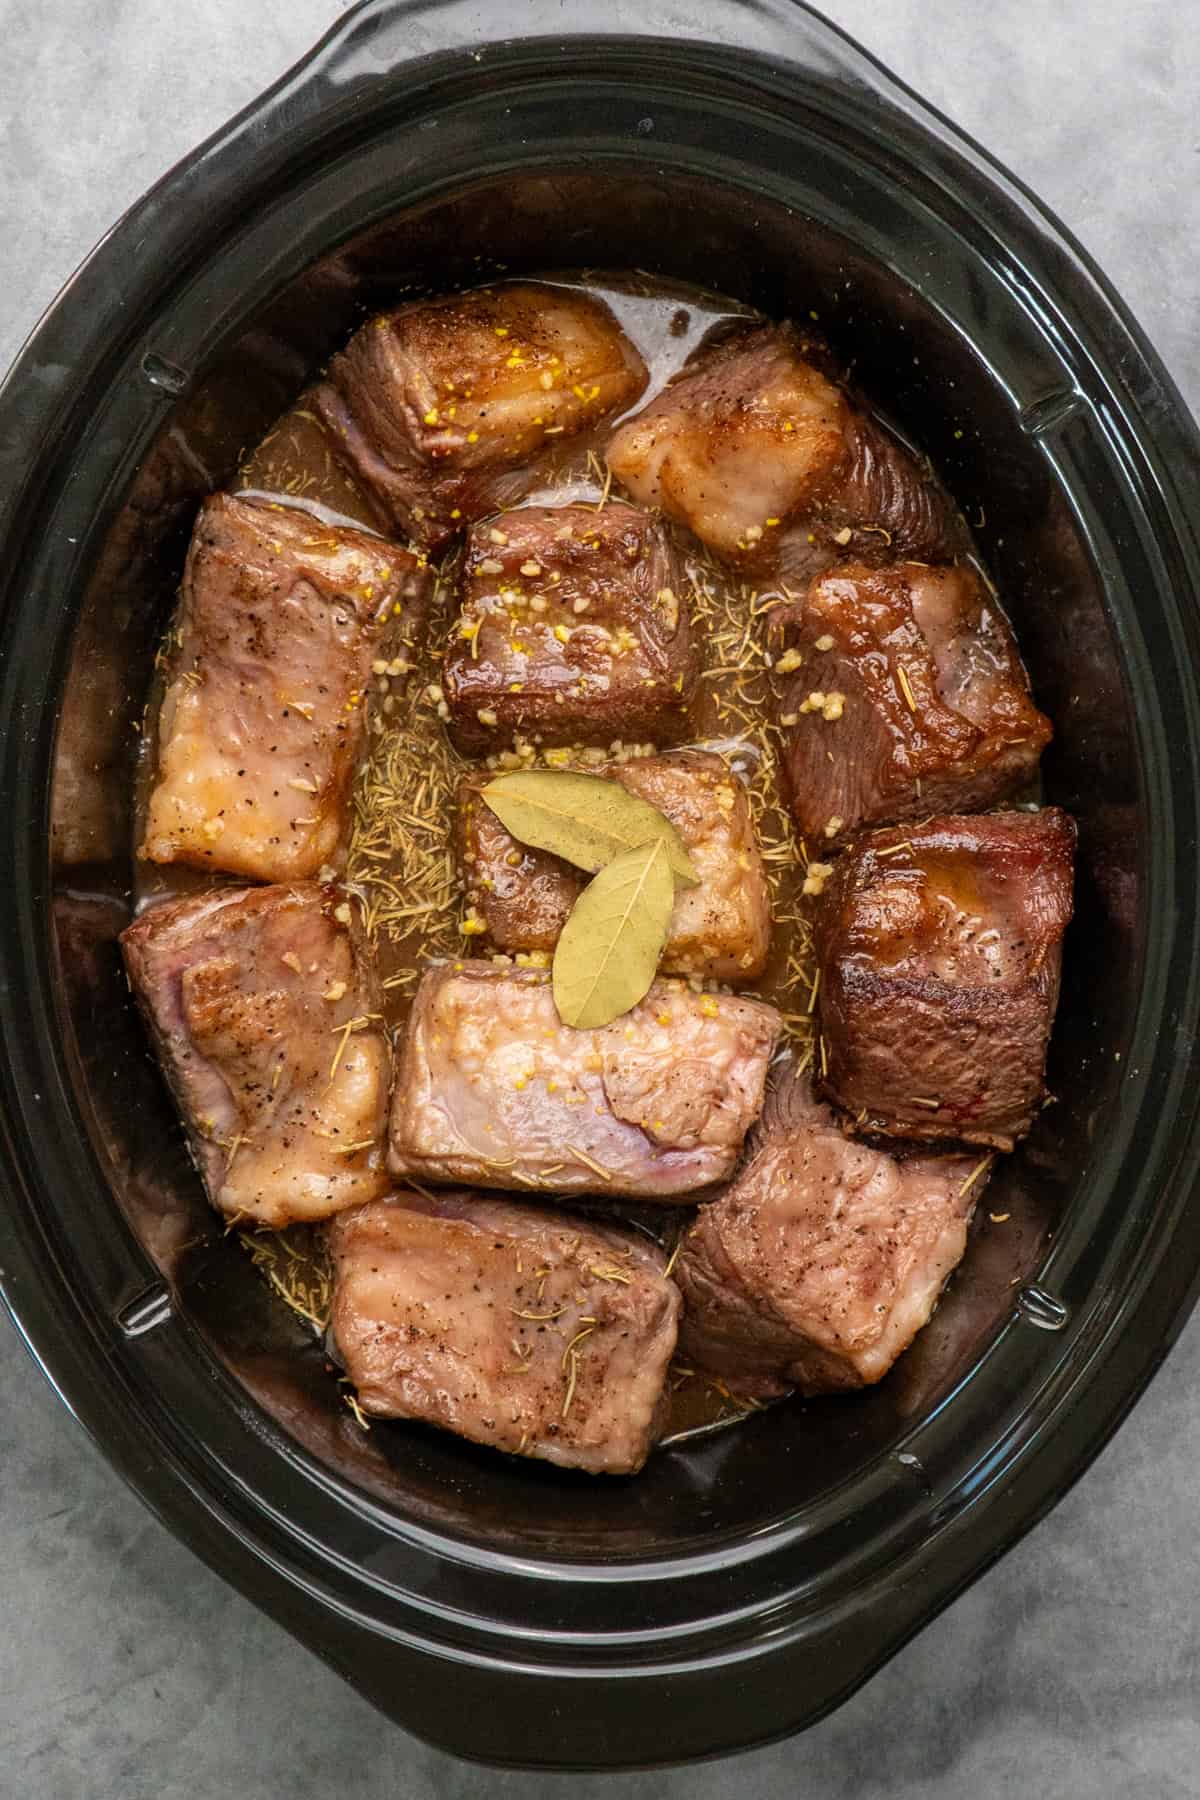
[2,0,1200,1768]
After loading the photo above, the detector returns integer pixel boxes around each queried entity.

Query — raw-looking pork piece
[388,962,781,1199]
[769,560,1052,846]
[443,502,699,752]
[606,321,959,575]
[815,809,1076,1150]
[313,282,648,549]
[675,1064,987,1396]
[141,493,432,882]
[457,749,771,980]
[121,884,391,1226]
[329,1189,680,1474]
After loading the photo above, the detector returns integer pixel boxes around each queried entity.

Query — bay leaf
[552,836,675,1030]
[480,769,699,888]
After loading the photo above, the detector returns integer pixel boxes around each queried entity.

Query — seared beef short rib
[388,961,781,1199]
[141,493,432,883]
[675,1064,986,1395]
[607,322,960,578]
[458,748,771,980]
[443,502,699,752]
[314,282,647,550]
[815,809,1075,1149]
[770,560,1051,845]
[121,884,391,1226]
[329,1189,680,1474]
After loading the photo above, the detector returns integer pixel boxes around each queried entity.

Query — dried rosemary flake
[238,1226,333,1334]
[564,1142,616,1183]
[588,1262,634,1285]
[344,1392,371,1431]
[960,1156,994,1198]
[560,1325,596,1418]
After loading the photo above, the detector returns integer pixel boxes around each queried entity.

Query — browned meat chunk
[770,561,1051,846]
[121,884,390,1226]
[816,809,1075,1150]
[458,749,771,980]
[675,1065,986,1396]
[141,494,432,883]
[329,1190,680,1474]
[388,962,781,1199]
[313,282,648,549]
[606,322,958,574]
[442,502,699,752]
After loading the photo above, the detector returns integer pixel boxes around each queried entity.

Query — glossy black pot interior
[4,0,1200,1770]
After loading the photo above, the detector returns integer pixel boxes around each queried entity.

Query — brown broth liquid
[135,274,823,1445]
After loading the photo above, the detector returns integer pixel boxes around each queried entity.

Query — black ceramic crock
[3,0,1200,1770]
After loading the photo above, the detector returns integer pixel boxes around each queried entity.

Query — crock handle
[265,0,922,119]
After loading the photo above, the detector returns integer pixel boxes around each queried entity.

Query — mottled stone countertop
[2,3,1198,1795]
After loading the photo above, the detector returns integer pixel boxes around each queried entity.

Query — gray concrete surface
[2,2,1198,1794]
